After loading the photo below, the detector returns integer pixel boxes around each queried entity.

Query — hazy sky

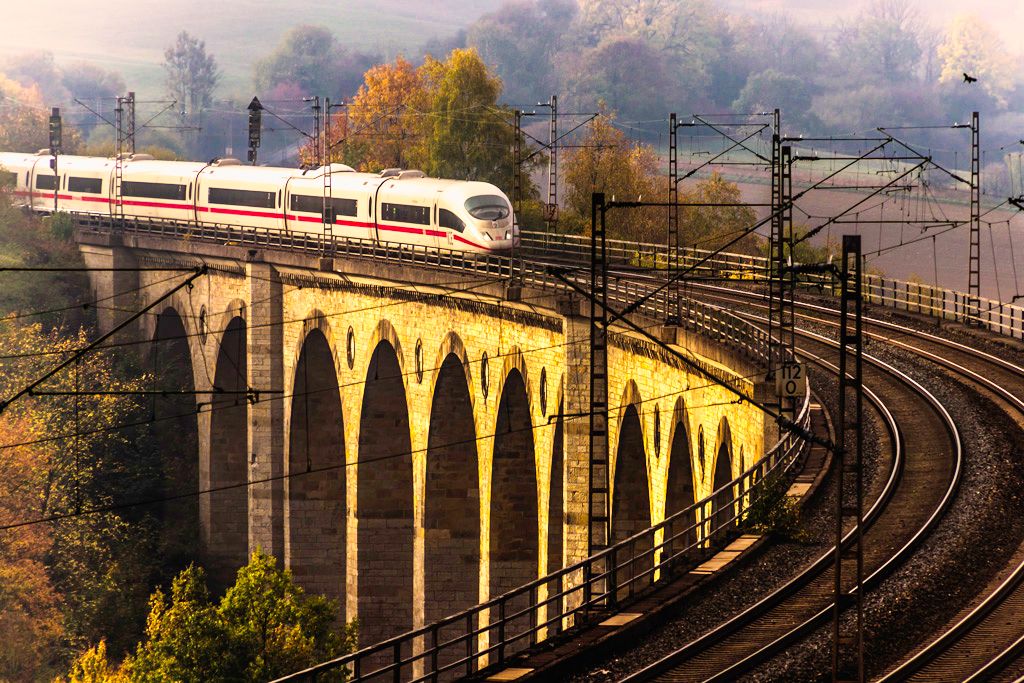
[722,0,1023,54]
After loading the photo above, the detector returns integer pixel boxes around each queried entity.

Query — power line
[0,361,763,533]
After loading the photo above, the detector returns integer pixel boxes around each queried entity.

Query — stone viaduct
[79,228,771,648]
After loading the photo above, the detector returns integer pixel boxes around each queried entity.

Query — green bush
[742,475,807,541]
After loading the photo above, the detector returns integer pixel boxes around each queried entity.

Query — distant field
[0,0,502,98]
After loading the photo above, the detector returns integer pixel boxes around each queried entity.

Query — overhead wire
[0,361,768,533]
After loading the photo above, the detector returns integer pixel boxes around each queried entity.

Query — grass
[0,0,503,98]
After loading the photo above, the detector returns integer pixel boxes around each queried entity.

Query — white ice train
[0,151,517,254]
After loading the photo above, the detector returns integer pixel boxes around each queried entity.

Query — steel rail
[695,285,1024,682]
[623,312,962,683]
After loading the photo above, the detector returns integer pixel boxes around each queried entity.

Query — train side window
[277,190,282,208]
[381,202,430,225]
[439,208,465,233]
[69,177,102,194]
[208,187,276,208]
[188,183,192,201]
[123,181,187,200]
[35,175,57,190]
[290,194,357,217]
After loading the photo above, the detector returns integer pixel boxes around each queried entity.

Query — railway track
[689,285,1024,682]
[617,313,963,682]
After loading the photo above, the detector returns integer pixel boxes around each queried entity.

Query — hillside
[0,0,503,97]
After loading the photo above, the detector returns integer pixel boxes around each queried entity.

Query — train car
[58,155,115,215]
[0,151,517,255]
[285,164,373,243]
[0,150,59,209]
[196,159,304,231]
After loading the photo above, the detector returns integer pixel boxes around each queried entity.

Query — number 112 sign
[776,362,806,398]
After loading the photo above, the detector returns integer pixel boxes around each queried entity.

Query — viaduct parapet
[78,228,770,648]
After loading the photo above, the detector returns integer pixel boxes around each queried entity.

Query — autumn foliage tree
[303,48,538,194]
[561,107,665,242]
[0,74,81,153]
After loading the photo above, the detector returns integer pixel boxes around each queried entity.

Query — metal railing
[524,230,1024,340]
[277,385,810,682]
[73,213,813,683]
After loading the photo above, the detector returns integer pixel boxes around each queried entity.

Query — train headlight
[505,230,511,239]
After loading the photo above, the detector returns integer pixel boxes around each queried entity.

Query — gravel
[567,369,886,682]
[569,298,1024,682]
[744,317,1024,681]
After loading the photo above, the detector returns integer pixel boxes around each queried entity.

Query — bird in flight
[963,73,978,83]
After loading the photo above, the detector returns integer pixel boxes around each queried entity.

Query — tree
[254,25,378,100]
[569,37,671,123]
[70,551,356,682]
[318,55,427,170]
[937,14,1015,108]
[164,31,219,117]
[418,48,520,185]
[1,51,66,103]
[0,415,64,681]
[679,172,758,254]
[0,74,81,153]
[833,0,922,84]
[61,62,126,102]
[308,48,538,195]
[562,106,664,242]
[732,69,818,132]
[467,0,576,104]
[570,0,726,105]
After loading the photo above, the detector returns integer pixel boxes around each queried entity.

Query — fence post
[497,600,506,665]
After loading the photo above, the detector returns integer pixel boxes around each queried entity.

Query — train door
[282,176,295,234]
[434,199,452,251]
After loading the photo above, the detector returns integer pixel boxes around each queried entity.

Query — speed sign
[776,362,806,398]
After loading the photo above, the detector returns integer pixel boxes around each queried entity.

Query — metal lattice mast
[311,96,322,167]
[587,192,611,608]
[513,109,522,230]
[113,97,125,229]
[768,109,782,374]
[545,95,558,238]
[780,145,795,364]
[968,110,981,323]
[322,97,334,259]
[668,112,680,324]
[833,234,865,683]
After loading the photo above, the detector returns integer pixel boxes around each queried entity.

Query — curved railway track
[689,285,1024,682]
[618,313,963,683]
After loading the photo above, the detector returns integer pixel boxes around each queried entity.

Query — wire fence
[524,231,1024,340]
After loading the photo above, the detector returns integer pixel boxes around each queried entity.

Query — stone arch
[495,346,531,413]
[210,298,247,346]
[358,338,414,645]
[287,327,345,614]
[612,400,652,596]
[151,307,200,572]
[205,315,248,591]
[615,380,643,427]
[665,397,696,560]
[368,318,406,382]
[429,331,474,413]
[424,352,480,624]
[290,308,341,374]
[548,384,565,575]
[490,367,538,640]
[710,417,735,543]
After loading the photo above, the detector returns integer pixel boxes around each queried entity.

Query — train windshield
[465,195,510,220]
